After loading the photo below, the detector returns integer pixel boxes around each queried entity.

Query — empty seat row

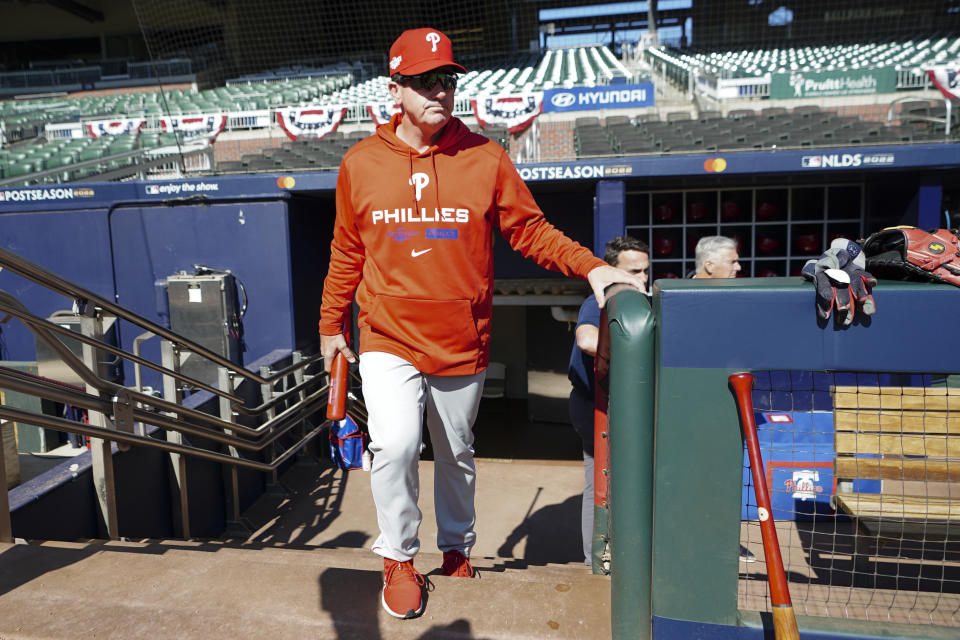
[573,107,948,159]
[653,36,960,79]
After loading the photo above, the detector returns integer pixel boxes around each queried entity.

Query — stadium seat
[727,109,756,120]
[217,160,245,172]
[792,105,822,118]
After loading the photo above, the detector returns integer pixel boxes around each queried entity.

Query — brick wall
[537,120,575,161]
[214,131,291,163]
[835,103,891,122]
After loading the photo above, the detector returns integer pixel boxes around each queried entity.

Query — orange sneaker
[381,558,426,619]
[440,550,476,577]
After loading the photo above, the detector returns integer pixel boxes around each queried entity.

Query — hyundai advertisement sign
[543,83,655,112]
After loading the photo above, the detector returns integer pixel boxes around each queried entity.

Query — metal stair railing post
[291,351,309,458]
[132,330,158,403]
[259,364,281,490]
[0,423,10,542]
[161,340,190,539]
[81,310,120,540]
[218,366,249,536]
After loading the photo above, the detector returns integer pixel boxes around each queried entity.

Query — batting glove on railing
[844,259,877,317]
[801,238,876,325]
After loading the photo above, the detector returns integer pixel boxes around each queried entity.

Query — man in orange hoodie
[318,27,645,619]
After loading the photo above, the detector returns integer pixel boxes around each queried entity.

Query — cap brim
[398,60,467,75]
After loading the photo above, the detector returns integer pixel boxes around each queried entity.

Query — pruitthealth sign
[543,83,655,112]
[771,68,897,99]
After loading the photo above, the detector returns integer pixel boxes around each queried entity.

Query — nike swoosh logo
[411,248,433,257]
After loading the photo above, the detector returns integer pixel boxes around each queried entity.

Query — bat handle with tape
[326,351,348,421]
[729,372,800,640]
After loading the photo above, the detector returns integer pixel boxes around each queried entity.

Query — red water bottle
[326,352,348,421]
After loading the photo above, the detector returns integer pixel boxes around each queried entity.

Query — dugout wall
[0,176,336,393]
[1,141,956,389]
[602,279,959,639]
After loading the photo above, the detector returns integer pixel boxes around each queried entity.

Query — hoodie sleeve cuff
[317,318,345,336]
[579,255,608,279]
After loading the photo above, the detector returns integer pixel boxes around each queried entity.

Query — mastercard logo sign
[277,176,296,189]
[703,158,727,173]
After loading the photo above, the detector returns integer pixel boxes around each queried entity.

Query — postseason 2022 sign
[542,83,655,113]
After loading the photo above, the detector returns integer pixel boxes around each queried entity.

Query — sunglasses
[397,71,458,91]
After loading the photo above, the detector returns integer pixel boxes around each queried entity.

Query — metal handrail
[0,364,329,445]
[0,404,327,472]
[886,94,955,137]
[0,296,325,417]
[0,291,256,434]
[0,294,246,403]
[0,244,280,387]
[0,245,370,542]
[0,341,340,541]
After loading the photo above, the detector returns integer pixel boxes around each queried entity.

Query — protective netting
[688,2,959,50]
[2,2,958,186]
[127,1,960,87]
[129,0,543,88]
[739,370,960,627]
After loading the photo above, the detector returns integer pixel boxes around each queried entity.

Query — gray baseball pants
[359,351,485,562]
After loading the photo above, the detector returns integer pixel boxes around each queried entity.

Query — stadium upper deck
[0,36,957,187]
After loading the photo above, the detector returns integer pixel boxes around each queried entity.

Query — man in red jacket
[318,27,645,619]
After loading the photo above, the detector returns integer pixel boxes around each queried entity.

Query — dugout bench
[831,384,960,565]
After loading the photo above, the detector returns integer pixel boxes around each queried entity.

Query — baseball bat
[729,372,800,640]
[326,351,348,421]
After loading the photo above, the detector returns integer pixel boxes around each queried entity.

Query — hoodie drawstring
[409,150,417,216]
[431,154,440,207]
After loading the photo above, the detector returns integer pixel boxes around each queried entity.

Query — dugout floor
[0,456,608,639]
[4,453,960,637]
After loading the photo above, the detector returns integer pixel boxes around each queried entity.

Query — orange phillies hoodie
[318,113,605,376]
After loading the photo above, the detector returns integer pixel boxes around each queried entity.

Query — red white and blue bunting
[159,114,228,142]
[471,93,543,133]
[85,118,146,138]
[366,102,401,126]
[927,67,960,101]
[275,106,348,140]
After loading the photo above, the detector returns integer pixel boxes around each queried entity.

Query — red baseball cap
[388,28,466,76]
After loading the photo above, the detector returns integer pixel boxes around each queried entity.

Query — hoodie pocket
[366,295,481,369]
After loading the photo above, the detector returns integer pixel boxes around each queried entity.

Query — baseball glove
[862,226,960,287]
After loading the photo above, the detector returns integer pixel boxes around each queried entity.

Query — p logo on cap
[388,28,466,76]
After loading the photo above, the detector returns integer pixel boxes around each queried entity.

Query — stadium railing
[648,38,959,100]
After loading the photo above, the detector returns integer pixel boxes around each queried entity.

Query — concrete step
[235,457,591,568]
[0,539,610,639]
